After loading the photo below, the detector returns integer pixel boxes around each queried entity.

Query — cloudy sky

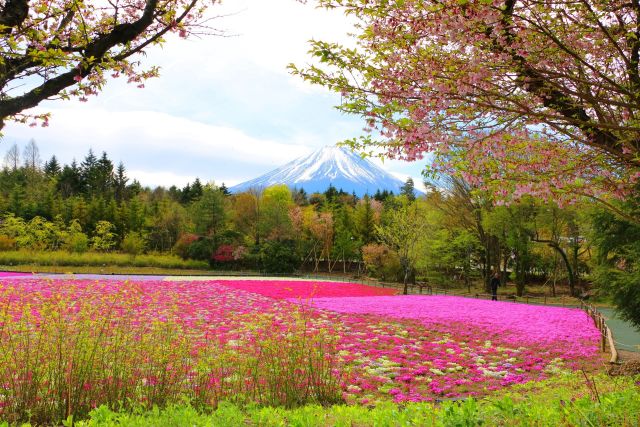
[2,0,427,190]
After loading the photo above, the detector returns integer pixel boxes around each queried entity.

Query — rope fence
[580,301,619,364]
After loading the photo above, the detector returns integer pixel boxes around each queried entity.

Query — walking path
[599,307,640,353]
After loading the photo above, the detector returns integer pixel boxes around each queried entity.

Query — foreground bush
[0,282,343,425]
[5,373,638,426]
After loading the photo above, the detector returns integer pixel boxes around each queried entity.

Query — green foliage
[121,232,146,255]
[187,238,215,261]
[0,214,66,251]
[354,195,378,244]
[191,186,227,239]
[260,240,299,274]
[0,235,16,251]
[483,202,536,296]
[64,232,90,253]
[260,185,294,241]
[0,145,616,292]
[63,219,89,253]
[591,203,640,328]
[332,218,362,266]
[376,200,430,291]
[400,177,416,202]
[91,221,117,252]
[10,374,634,426]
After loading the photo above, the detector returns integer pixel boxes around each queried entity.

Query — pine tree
[43,155,61,178]
[114,162,129,204]
[96,151,114,196]
[190,178,203,201]
[58,160,83,198]
[168,185,181,201]
[400,177,416,202]
[325,184,339,203]
[355,194,376,244]
[220,182,230,196]
[80,149,98,196]
[180,183,192,204]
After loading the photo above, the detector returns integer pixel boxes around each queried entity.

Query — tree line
[2,142,623,303]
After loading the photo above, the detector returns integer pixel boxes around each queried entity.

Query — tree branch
[495,0,634,167]
[0,0,29,34]
[0,0,168,128]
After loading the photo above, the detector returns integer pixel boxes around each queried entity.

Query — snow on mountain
[230,145,413,197]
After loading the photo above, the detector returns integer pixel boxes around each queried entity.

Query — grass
[4,373,637,426]
[0,250,209,271]
[0,264,214,276]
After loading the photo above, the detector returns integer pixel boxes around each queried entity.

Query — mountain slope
[230,146,410,197]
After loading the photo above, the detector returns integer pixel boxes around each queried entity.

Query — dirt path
[608,350,640,376]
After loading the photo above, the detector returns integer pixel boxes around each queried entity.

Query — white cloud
[195,0,357,76]
[128,170,197,188]
[3,108,312,183]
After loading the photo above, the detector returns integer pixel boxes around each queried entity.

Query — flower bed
[296,295,601,403]
[301,296,599,355]
[217,279,398,299]
[0,278,602,423]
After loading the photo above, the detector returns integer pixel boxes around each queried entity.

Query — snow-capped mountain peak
[230,145,410,197]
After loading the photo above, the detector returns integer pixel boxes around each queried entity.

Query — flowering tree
[0,0,219,129]
[292,0,640,216]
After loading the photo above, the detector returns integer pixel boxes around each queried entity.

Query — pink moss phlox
[302,295,600,352]
[218,279,398,299]
[0,279,602,405]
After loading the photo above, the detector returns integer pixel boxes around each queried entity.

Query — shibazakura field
[0,276,603,424]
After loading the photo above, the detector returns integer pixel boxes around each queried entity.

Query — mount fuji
[230,146,413,197]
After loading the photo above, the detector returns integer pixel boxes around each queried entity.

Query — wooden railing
[581,301,619,364]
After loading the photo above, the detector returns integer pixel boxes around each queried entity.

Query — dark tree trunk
[532,237,576,297]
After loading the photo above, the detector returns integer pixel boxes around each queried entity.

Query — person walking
[490,271,500,301]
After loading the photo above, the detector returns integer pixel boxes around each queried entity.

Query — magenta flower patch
[0,279,601,404]
[218,279,398,299]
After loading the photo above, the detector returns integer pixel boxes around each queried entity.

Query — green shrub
[121,232,146,255]
[187,238,214,261]
[0,235,16,251]
[64,232,90,253]
[91,221,117,252]
[173,234,199,259]
[260,240,298,274]
[51,376,640,427]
